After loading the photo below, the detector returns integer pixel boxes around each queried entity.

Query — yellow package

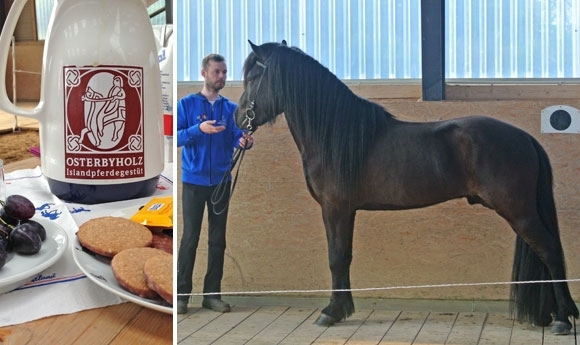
[131,196,173,229]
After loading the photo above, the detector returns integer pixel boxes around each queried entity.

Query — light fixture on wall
[540,105,580,134]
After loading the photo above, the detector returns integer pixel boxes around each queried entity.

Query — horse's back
[431,115,542,212]
[358,115,541,211]
[445,116,540,170]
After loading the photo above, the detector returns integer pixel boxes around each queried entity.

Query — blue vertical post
[421,0,445,101]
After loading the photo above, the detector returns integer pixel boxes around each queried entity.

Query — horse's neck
[286,119,307,153]
[286,120,326,183]
[282,113,311,155]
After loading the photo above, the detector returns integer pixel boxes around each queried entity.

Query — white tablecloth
[0,164,173,327]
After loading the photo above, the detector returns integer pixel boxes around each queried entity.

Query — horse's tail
[510,137,561,326]
[511,138,560,326]
[510,239,557,326]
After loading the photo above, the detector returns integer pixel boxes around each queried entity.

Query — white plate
[0,218,69,294]
[72,237,172,314]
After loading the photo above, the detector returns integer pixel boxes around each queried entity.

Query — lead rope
[211,131,254,215]
[574,317,577,345]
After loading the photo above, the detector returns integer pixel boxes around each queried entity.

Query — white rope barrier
[180,278,580,297]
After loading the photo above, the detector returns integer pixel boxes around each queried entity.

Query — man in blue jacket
[177,54,253,314]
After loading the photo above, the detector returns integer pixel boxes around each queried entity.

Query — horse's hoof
[314,313,336,327]
[551,321,572,335]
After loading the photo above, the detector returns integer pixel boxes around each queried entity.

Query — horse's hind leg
[314,205,356,326]
[510,216,578,334]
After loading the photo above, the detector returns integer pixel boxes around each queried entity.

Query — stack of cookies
[76,216,173,305]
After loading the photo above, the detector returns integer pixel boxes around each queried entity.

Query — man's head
[201,54,227,92]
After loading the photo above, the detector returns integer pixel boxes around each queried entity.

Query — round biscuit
[111,247,170,299]
[76,216,153,257]
[144,254,173,305]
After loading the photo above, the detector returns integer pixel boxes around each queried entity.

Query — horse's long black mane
[245,44,396,197]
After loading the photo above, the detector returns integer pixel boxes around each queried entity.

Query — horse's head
[235,40,287,131]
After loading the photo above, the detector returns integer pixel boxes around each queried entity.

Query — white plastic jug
[0,0,164,204]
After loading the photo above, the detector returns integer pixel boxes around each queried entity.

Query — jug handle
[0,0,42,118]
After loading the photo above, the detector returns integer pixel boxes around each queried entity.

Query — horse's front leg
[315,205,356,326]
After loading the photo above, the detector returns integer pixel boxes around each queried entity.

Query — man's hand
[199,120,226,134]
[239,132,254,148]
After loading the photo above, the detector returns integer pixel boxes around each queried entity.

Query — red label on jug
[63,66,145,180]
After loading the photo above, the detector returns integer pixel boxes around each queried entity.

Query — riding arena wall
[177,82,580,307]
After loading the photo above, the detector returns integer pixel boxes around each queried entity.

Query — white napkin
[0,164,172,327]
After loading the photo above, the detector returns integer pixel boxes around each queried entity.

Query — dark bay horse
[235,40,579,335]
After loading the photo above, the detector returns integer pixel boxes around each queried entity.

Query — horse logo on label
[63,65,145,180]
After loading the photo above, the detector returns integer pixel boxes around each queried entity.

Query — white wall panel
[177,0,580,81]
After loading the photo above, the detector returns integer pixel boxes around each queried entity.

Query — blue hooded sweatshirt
[177,92,247,186]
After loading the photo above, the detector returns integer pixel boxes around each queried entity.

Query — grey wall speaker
[541,105,580,134]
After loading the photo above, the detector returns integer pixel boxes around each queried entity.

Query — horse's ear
[249,40,259,54]
[248,40,275,60]
[248,40,265,59]
[281,39,287,46]
[249,40,258,52]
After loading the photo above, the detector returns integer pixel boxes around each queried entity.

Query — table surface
[0,157,173,345]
